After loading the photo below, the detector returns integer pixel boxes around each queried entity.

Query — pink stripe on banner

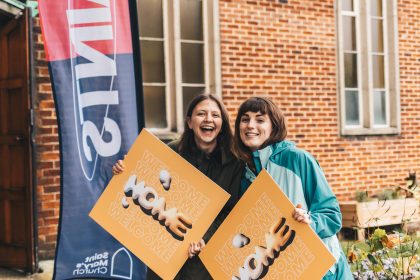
[38,0,133,62]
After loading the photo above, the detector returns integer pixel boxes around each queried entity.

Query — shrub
[355,190,369,202]
[377,188,400,201]
[347,229,419,279]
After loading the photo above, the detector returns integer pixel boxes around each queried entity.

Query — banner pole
[128,0,145,131]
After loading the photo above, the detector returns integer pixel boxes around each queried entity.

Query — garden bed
[340,198,420,240]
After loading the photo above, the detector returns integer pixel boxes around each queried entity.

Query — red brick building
[1,0,419,268]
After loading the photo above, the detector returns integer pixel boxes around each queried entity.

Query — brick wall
[33,0,420,258]
[33,17,60,260]
[219,0,420,201]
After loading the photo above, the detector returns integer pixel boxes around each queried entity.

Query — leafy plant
[377,188,400,201]
[345,185,420,279]
[355,190,370,202]
[347,229,419,279]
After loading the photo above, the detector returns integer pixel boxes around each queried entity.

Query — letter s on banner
[82,117,121,162]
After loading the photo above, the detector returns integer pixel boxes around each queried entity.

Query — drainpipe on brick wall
[27,6,40,273]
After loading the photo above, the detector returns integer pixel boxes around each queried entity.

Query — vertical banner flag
[38,1,147,279]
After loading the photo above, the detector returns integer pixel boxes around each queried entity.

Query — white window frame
[138,0,221,138]
[339,3,362,129]
[337,0,400,136]
[368,0,389,128]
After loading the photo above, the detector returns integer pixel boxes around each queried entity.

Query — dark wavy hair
[234,97,287,165]
[178,93,234,155]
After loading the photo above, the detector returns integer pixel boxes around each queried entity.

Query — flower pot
[339,198,420,240]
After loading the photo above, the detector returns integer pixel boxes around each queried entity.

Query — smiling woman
[152,93,244,279]
[113,93,244,280]
[234,97,353,280]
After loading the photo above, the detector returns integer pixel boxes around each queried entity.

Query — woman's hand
[188,239,205,258]
[293,203,311,224]
[112,159,125,175]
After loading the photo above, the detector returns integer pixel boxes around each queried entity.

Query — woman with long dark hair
[113,93,243,279]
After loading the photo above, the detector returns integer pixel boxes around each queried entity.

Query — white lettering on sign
[73,251,109,276]
[232,218,295,280]
[123,175,193,239]
[66,0,121,181]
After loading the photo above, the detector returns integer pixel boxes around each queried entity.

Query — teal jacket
[241,141,352,279]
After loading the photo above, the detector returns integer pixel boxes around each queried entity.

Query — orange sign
[89,129,230,280]
[200,170,335,279]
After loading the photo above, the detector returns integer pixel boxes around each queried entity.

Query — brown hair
[178,93,234,155]
[234,97,287,165]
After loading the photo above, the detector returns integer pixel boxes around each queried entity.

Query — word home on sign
[233,217,295,280]
[122,171,192,240]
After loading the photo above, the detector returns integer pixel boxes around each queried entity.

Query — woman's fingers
[188,242,198,258]
[188,243,194,258]
[117,160,125,169]
[198,239,205,249]
[293,205,310,224]
[112,159,125,174]
[188,240,205,258]
[192,242,200,253]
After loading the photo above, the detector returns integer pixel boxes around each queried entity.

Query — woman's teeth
[201,126,214,131]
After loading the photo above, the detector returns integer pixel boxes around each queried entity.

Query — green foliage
[377,188,400,201]
[355,188,402,203]
[346,229,420,279]
[355,190,369,202]
[368,228,387,251]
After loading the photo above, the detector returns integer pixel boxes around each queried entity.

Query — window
[137,0,221,136]
[337,0,400,135]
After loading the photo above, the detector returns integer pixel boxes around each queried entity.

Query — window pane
[343,16,356,51]
[344,53,358,88]
[144,86,167,128]
[180,0,203,40]
[181,43,204,83]
[371,0,383,17]
[342,0,353,11]
[345,90,360,126]
[371,19,384,52]
[373,90,386,125]
[182,87,204,117]
[138,0,163,38]
[140,40,165,83]
[372,55,384,88]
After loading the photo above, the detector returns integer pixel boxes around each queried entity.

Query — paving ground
[0,260,53,280]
